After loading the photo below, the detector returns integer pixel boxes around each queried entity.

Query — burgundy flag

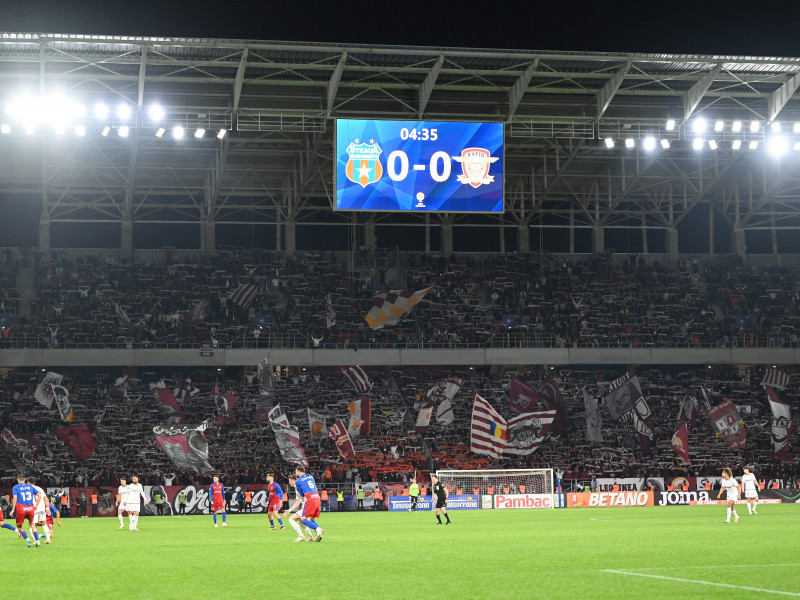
[342,366,372,394]
[1,428,41,471]
[504,410,556,455]
[347,397,371,437]
[328,419,356,460]
[538,378,570,433]
[671,423,691,464]
[509,378,539,415]
[470,393,507,459]
[603,371,655,451]
[153,423,214,474]
[708,399,746,451]
[158,390,185,425]
[677,395,700,428]
[215,392,239,426]
[55,424,99,460]
[767,387,794,461]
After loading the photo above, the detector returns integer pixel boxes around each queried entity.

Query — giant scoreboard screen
[335,119,504,212]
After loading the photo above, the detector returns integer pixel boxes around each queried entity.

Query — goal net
[435,468,555,509]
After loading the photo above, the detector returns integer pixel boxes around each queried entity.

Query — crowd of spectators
[0,364,796,493]
[0,247,800,349]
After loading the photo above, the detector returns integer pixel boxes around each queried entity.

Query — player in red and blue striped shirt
[210,475,227,527]
[10,474,41,547]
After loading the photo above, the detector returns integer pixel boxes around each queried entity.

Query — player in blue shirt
[10,474,41,548]
[293,466,324,541]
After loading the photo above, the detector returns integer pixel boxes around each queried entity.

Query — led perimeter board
[335,119,503,212]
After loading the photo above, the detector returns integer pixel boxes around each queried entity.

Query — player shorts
[34,509,46,524]
[303,497,321,520]
[744,491,758,499]
[16,505,35,527]
[212,498,225,513]
[435,498,447,509]
[268,498,282,512]
[126,503,141,514]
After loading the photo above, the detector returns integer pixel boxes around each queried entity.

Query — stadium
[0,22,799,600]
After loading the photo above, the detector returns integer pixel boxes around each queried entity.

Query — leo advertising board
[567,491,654,508]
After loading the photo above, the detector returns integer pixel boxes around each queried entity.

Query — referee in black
[430,474,451,525]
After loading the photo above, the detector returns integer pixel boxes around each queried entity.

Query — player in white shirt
[126,475,144,532]
[717,467,740,523]
[741,466,759,515]
[116,477,129,529]
[28,477,52,544]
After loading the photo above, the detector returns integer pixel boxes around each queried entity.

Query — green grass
[6,505,799,599]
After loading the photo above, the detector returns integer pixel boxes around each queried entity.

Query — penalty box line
[602,569,800,597]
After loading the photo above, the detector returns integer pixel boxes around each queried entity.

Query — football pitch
[6,505,799,599]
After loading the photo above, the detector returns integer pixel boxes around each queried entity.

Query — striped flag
[766,387,794,461]
[229,283,258,309]
[364,286,433,330]
[470,393,507,459]
[504,410,556,455]
[761,369,790,391]
[671,423,691,464]
[342,366,372,394]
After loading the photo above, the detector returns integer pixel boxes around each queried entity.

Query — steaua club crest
[452,147,499,188]
[345,139,384,188]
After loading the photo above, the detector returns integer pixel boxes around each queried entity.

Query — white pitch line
[634,563,800,571]
[602,570,800,597]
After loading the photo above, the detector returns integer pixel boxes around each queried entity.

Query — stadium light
[665,119,676,131]
[660,139,670,149]
[101,126,110,137]
[625,138,634,148]
[155,127,165,138]
[749,140,759,150]
[692,118,707,133]
[768,135,788,156]
[750,120,760,132]
[692,138,704,150]
[794,122,800,134]
[194,128,205,138]
[642,136,656,151]
[118,126,129,138]
[793,141,800,151]
[117,103,132,121]
[604,137,614,148]
[217,128,227,139]
[95,103,109,120]
[75,125,86,136]
[708,140,718,150]
[25,124,36,135]
[172,126,185,140]
[0,124,9,134]
[732,120,742,132]
[771,122,782,133]
[732,139,742,150]
[148,104,165,122]
[714,120,724,132]
[54,125,65,135]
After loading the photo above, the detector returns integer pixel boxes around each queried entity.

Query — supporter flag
[53,384,74,422]
[267,405,309,467]
[364,286,433,330]
[215,391,238,426]
[677,395,700,428]
[189,300,209,323]
[325,293,336,328]
[157,390,185,426]
[470,394,507,459]
[603,371,654,452]
[671,423,691,464]
[761,368,790,391]
[255,354,275,421]
[34,372,62,409]
[436,398,454,426]
[504,410,557,455]
[347,397,371,437]
[307,408,327,442]
[583,389,603,444]
[538,378,570,433]
[173,377,200,402]
[427,378,464,425]
[766,387,794,461]
[328,419,356,460]
[415,397,435,433]
[509,378,539,415]
[707,398,746,451]
[1,428,41,471]
[342,365,372,394]
[55,424,99,460]
[153,422,214,474]
[114,303,131,327]
[111,376,128,399]
[229,283,259,309]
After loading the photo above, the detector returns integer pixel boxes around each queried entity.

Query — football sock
[305,526,314,539]
[119,514,125,525]
[301,518,318,531]
[222,513,226,523]
[726,507,731,520]
[289,519,303,536]
[269,519,274,527]
[44,527,51,542]
[213,514,217,524]
[32,529,39,542]
[20,531,28,540]
[277,517,284,526]
[436,514,442,524]
[445,514,451,523]
[1,523,15,532]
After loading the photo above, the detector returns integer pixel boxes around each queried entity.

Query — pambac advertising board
[567,491,654,508]
[494,494,553,509]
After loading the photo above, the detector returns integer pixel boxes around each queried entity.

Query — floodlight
[25,124,35,135]
[172,126,185,139]
[604,137,614,148]
[714,120,724,132]
[771,122,782,133]
[117,104,132,120]
[194,128,205,138]
[692,118,707,133]
[732,140,742,150]
[74,104,87,119]
[793,141,800,151]
[118,126,129,138]
[750,120,760,132]
[75,125,86,136]
[101,126,110,136]
[55,125,65,135]
[794,122,800,134]
[625,138,634,148]
[748,140,759,149]
[665,119,676,131]
[692,138,704,150]
[155,127,165,138]
[217,129,227,139]
[95,103,109,119]
[0,124,9,134]
[643,136,656,151]
[732,120,742,132]
[708,140,718,150]
[768,135,788,155]
[148,104,165,122]
[660,139,670,149]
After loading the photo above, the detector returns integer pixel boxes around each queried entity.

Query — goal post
[435,468,556,509]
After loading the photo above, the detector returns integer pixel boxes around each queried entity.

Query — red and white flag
[504,410,556,455]
[761,369,790,391]
[328,419,356,460]
[767,387,794,461]
[342,366,372,394]
[671,423,691,464]
[470,394,507,459]
[348,397,371,437]
[708,399,746,451]
[415,398,435,433]
[268,405,308,467]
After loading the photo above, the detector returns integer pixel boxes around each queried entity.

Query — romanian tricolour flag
[489,421,507,440]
